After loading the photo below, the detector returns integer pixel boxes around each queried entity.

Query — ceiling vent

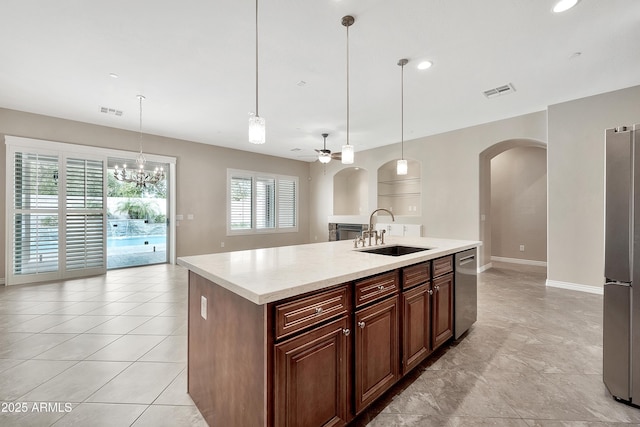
[483,83,516,99]
[99,106,123,116]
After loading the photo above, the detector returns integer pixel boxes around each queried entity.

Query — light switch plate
[200,296,207,320]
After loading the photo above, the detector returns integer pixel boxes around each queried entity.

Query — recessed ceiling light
[417,61,433,70]
[553,0,580,13]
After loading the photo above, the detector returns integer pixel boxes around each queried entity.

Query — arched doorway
[479,139,547,270]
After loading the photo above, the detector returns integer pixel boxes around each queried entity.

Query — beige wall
[333,168,368,215]
[548,85,640,288]
[490,146,547,262]
[309,111,548,262]
[0,108,311,281]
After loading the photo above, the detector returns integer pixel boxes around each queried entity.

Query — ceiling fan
[315,133,341,163]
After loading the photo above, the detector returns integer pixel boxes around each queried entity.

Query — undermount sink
[357,245,433,256]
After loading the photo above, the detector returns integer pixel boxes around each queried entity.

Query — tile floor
[0,262,638,426]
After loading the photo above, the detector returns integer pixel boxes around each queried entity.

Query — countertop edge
[178,238,480,305]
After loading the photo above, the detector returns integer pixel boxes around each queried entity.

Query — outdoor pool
[107,235,166,248]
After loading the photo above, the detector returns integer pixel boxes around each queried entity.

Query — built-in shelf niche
[333,167,368,215]
[377,159,421,216]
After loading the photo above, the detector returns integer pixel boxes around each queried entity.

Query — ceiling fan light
[341,144,354,164]
[318,152,331,164]
[397,159,408,175]
[248,113,266,144]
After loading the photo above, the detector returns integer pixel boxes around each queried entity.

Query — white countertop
[177,237,480,305]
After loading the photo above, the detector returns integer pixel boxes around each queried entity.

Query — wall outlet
[220,241,225,248]
[519,245,525,252]
[200,296,207,320]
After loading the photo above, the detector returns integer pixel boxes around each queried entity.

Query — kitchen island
[178,237,479,427]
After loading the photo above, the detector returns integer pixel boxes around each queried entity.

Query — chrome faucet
[365,208,395,246]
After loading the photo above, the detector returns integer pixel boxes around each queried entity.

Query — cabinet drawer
[355,271,398,308]
[275,285,350,340]
[402,262,430,290]
[432,255,453,277]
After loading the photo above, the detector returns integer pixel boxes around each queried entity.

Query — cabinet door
[432,273,453,350]
[354,296,399,413]
[274,316,351,427]
[402,283,431,375]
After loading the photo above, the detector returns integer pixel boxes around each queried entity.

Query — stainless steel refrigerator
[604,124,640,408]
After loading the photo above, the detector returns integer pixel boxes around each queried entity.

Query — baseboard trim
[491,256,547,267]
[478,263,492,273]
[546,279,603,295]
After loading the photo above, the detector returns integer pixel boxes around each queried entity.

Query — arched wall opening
[479,139,547,270]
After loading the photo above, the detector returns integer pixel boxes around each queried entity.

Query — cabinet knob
[435,285,440,292]
[428,289,433,295]
[315,307,323,315]
[343,328,350,336]
[378,285,384,291]
[358,321,366,329]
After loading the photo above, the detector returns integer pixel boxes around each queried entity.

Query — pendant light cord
[138,95,144,155]
[401,62,404,160]
[346,22,350,147]
[255,0,259,117]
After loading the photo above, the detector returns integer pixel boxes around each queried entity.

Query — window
[228,169,298,234]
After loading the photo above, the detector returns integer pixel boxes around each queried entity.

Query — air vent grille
[483,83,516,99]
[99,106,123,116]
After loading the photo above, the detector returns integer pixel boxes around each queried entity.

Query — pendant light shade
[249,112,265,144]
[397,58,408,175]
[341,144,354,164]
[397,159,408,175]
[248,0,265,144]
[341,15,355,164]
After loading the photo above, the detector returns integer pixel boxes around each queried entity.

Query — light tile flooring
[0,262,638,426]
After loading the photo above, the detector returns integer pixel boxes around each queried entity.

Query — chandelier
[114,95,165,187]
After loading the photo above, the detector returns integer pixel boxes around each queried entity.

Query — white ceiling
[2,1,639,162]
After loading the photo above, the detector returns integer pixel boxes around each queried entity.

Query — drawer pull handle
[343,328,350,336]
[378,285,384,290]
[315,307,323,315]
[358,321,366,329]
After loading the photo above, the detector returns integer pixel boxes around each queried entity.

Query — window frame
[227,169,298,236]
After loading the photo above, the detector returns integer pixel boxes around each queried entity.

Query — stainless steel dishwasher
[454,248,477,339]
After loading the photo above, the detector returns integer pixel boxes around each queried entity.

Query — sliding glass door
[8,149,106,285]
[106,157,168,269]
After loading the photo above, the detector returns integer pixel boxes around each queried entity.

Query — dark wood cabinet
[274,315,351,427]
[432,272,453,350]
[401,283,431,374]
[354,295,399,413]
[186,249,472,427]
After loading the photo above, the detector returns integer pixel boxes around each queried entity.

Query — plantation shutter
[278,178,296,228]
[65,158,106,272]
[230,175,253,230]
[11,152,60,277]
[256,177,275,229]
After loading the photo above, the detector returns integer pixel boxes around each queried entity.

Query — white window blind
[278,178,296,228]
[65,158,105,271]
[11,152,60,276]
[230,175,252,230]
[228,170,298,234]
[8,149,107,284]
[256,177,275,229]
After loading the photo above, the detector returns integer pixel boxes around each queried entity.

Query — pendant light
[248,0,265,144]
[397,59,408,176]
[114,95,165,187]
[341,15,355,164]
